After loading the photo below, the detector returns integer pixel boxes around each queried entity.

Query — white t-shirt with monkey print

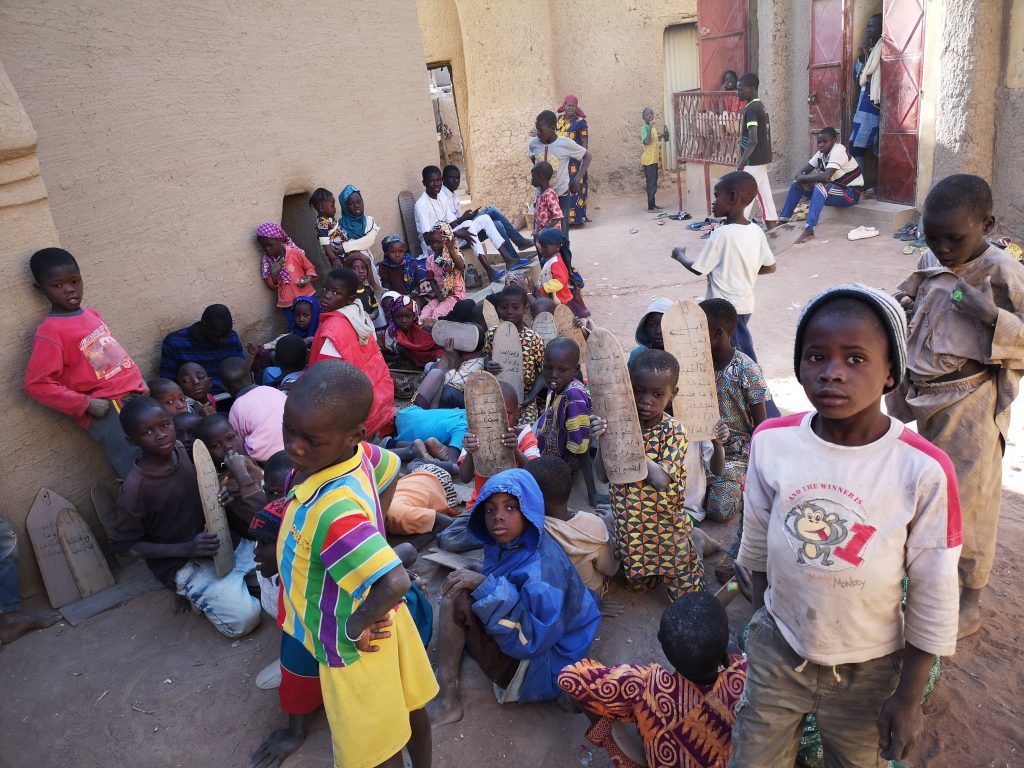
[738,412,962,665]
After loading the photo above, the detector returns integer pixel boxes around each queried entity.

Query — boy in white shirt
[729,284,961,767]
[528,110,592,235]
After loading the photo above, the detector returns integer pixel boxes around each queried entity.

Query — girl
[378,235,427,297]
[255,222,317,324]
[535,228,590,318]
[342,252,382,328]
[888,174,1024,638]
[483,284,546,423]
[288,295,320,342]
[385,294,444,369]
[337,184,382,260]
[308,188,343,268]
[420,224,466,323]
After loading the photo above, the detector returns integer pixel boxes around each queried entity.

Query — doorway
[428,64,466,192]
[663,23,700,172]
[280,192,328,290]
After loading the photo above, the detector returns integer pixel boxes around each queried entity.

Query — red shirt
[25,307,146,429]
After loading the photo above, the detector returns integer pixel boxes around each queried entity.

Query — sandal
[893,222,916,238]
[902,245,916,255]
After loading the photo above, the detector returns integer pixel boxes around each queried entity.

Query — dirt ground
[2,194,1022,767]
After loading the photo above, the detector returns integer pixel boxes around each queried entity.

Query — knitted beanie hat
[794,283,907,392]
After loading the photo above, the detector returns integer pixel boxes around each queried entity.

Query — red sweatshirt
[24,307,146,429]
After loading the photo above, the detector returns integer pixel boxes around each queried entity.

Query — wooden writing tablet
[464,371,515,477]
[192,440,236,579]
[661,299,719,441]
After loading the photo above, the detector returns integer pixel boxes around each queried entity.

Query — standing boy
[640,107,669,211]
[24,248,147,479]
[735,73,779,227]
[529,110,593,235]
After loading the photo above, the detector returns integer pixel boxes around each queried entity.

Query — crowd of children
[18,167,1019,767]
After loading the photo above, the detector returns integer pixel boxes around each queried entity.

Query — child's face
[737,80,756,102]
[799,311,893,422]
[705,321,732,350]
[543,346,579,393]
[536,119,557,143]
[538,241,560,260]
[385,242,407,265]
[632,369,678,429]
[483,492,528,544]
[257,236,285,260]
[264,472,287,500]
[423,172,443,197]
[155,384,188,417]
[282,399,364,476]
[423,230,444,253]
[711,183,740,218]
[254,540,278,579]
[347,258,369,283]
[179,364,211,401]
[293,302,313,331]
[203,420,246,464]
[642,108,654,123]
[502,390,523,427]
[644,313,664,349]
[317,197,337,219]
[443,169,460,192]
[922,206,994,269]
[498,297,526,326]
[530,169,544,188]
[394,307,416,331]
[37,265,84,312]
[320,278,354,312]
[127,407,176,458]
[173,415,200,450]
[345,192,363,217]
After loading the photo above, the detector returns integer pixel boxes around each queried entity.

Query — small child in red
[531,161,563,237]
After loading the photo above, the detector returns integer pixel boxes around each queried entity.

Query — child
[670,170,776,366]
[413,323,487,409]
[529,110,593,236]
[289,295,321,341]
[627,297,671,367]
[385,464,458,536]
[256,222,317,324]
[276,361,437,767]
[420,225,467,323]
[384,295,444,369]
[110,398,260,638]
[147,378,188,417]
[887,174,1024,638]
[193,414,265,533]
[220,357,287,462]
[159,304,245,395]
[534,338,604,506]
[309,187,344,268]
[377,235,427,297]
[390,403,468,467]
[24,248,147,479]
[593,349,703,601]
[640,107,669,211]
[429,469,601,726]
[682,419,728,525]
[343,251,382,326]
[525,456,619,599]
[337,184,382,264]
[735,72,779,226]
[699,298,773,524]
[559,593,747,768]
[534,228,590,318]
[483,284,546,422]
[172,412,201,459]
[731,284,961,766]
[261,333,306,389]
[531,161,563,235]
[310,267,396,438]
[177,362,216,416]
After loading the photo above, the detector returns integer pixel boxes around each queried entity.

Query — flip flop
[902,245,916,255]
[509,258,533,271]
[491,269,507,281]
[847,226,879,241]
[893,223,915,238]
[628,227,639,234]
[992,237,1012,248]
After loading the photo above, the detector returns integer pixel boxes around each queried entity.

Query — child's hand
[199,401,216,417]
[86,398,111,418]
[223,450,253,487]
[186,532,220,558]
[671,246,687,264]
[893,291,915,322]
[877,692,924,761]
[353,616,394,653]
[484,360,502,375]
[462,432,480,453]
[951,276,998,325]
[442,568,486,596]
[295,276,310,288]
[500,427,519,448]
[244,342,259,357]
[590,415,608,439]
[713,419,730,443]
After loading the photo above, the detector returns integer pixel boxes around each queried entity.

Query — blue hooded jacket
[468,469,602,703]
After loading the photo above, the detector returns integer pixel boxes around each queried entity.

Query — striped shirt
[535,379,593,458]
[158,323,245,395]
[277,443,401,667]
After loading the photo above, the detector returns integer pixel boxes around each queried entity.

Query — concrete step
[771,186,917,233]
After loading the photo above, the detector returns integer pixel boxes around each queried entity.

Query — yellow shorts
[320,603,439,768]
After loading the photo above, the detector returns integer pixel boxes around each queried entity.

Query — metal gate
[696,0,748,91]
[878,0,925,204]
[808,0,850,153]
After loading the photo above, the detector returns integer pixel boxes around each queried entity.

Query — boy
[671,171,776,367]
[640,107,669,211]
[194,414,265,534]
[559,592,747,768]
[529,110,593,235]
[483,284,547,422]
[148,378,189,417]
[731,284,961,766]
[531,161,563,236]
[0,514,60,643]
[627,297,672,367]
[24,248,147,479]
[159,304,245,395]
[429,469,601,726]
[735,73,778,227]
[221,356,287,462]
[276,361,436,768]
[178,361,216,416]
[385,464,458,536]
[172,412,201,458]
[442,164,531,251]
[111,397,260,638]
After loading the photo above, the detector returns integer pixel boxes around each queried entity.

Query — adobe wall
[993,0,1024,238]
[0,0,437,595]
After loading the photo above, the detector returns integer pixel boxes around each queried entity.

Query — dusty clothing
[544,512,619,595]
[385,468,456,536]
[887,246,1024,588]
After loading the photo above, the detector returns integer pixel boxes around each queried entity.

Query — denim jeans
[478,206,530,249]
[557,195,573,236]
[174,539,260,638]
[87,405,142,480]
[733,314,781,418]
[780,181,861,229]
[0,517,20,613]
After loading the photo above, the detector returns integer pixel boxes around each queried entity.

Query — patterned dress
[556,114,589,226]
[609,412,703,599]
[483,325,546,423]
[558,656,748,768]
[705,350,772,523]
[534,379,592,472]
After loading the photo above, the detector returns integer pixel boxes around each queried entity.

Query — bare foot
[424,437,450,461]
[413,439,432,462]
[0,611,60,644]
[795,228,815,244]
[427,692,464,726]
[248,727,303,768]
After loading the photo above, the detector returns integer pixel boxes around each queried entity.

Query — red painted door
[878,0,925,203]
[696,0,747,91]
[808,0,849,153]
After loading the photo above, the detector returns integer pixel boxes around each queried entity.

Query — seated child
[288,296,321,342]
[525,456,619,598]
[593,349,704,601]
[420,225,467,323]
[256,222,317,324]
[558,592,747,768]
[390,404,468,467]
[429,469,601,726]
[377,235,427,297]
[148,378,189,417]
[309,187,344,268]
[682,419,728,524]
[261,333,306,389]
[535,228,590,318]
[699,299,772,526]
[111,398,260,638]
[385,463,458,536]
[172,412,201,458]
[531,161,563,236]
[384,294,444,369]
[194,414,265,533]
[534,338,604,506]
[178,362,216,416]
[483,284,546,422]
[220,357,287,462]
[24,247,147,479]
[343,251,382,327]
[627,297,672,367]
[731,284,960,767]
[413,322,486,409]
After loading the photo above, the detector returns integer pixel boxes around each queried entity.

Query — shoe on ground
[847,225,879,241]
[256,660,282,690]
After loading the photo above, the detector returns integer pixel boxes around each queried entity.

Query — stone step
[771,186,917,232]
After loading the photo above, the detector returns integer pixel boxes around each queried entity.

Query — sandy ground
[2,194,1022,767]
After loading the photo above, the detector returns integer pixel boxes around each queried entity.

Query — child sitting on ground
[731,284,961,767]
[384,294,444,369]
[429,469,601,726]
[627,297,672,367]
[256,222,317,324]
[534,228,590,318]
[172,412,201,458]
[148,378,188,417]
[531,161,563,236]
[289,296,320,342]
[888,174,1024,639]
[534,338,604,506]
[193,414,265,533]
[343,251,382,327]
[24,248,147,479]
[178,362,216,416]
[384,463,458,536]
[220,357,287,462]
[559,592,747,768]
[389,403,468,468]
[111,398,260,638]
[413,322,487,409]
[593,349,704,601]
[420,225,467,323]
[377,235,428,298]
[261,333,306,389]
[309,187,344,268]
[483,284,547,422]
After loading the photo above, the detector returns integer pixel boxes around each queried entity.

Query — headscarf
[428,223,458,297]
[338,184,367,239]
[343,250,372,276]
[557,94,587,119]
[289,295,321,338]
[378,236,423,292]
[255,222,297,248]
[385,295,442,366]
